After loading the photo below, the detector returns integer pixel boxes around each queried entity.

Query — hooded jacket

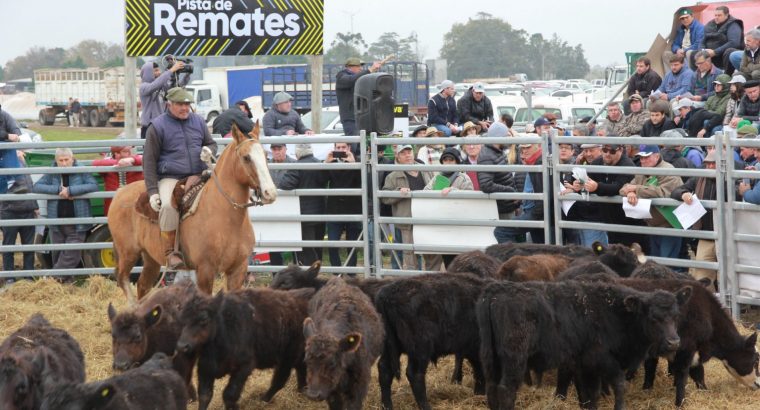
[704,74,731,117]
[477,144,518,214]
[139,62,190,127]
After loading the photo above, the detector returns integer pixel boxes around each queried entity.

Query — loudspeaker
[354,73,395,134]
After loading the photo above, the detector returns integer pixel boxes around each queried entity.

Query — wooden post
[309,55,323,133]
[123,0,137,138]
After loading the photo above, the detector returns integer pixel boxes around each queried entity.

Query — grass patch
[28,125,122,142]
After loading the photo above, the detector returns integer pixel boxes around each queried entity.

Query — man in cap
[620,145,684,259]
[139,60,190,139]
[428,80,460,136]
[562,142,610,246]
[143,87,218,269]
[704,73,732,119]
[279,144,328,266]
[382,144,434,270]
[336,57,382,137]
[663,8,704,71]
[533,116,552,136]
[673,97,722,138]
[620,94,650,136]
[262,91,313,137]
[672,149,732,291]
[737,125,758,167]
[212,100,254,136]
[738,139,760,203]
[477,122,518,243]
[456,82,494,132]
[729,79,760,129]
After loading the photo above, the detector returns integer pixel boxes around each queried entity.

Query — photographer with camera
[139,58,192,139]
[324,142,361,272]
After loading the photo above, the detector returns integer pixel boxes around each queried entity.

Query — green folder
[656,205,684,229]
[432,174,451,190]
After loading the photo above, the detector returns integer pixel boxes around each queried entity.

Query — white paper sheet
[622,197,652,219]
[571,167,588,183]
[673,195,707,230]
[558,182,575,216]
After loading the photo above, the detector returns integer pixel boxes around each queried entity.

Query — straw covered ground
[0,276,758,409]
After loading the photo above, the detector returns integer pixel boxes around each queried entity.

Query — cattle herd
[0,242,758,410]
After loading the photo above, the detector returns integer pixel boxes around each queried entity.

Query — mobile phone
[333,151,347,159]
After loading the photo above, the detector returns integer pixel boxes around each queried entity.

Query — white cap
[676,98,693,109]
[439,80,455,91]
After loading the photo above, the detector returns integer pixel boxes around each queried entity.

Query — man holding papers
[620,145,684,260]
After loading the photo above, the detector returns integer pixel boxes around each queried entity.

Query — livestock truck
[186,61,429,123]
[34,67,139,127]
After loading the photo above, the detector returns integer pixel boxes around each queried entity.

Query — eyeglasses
[602,148,619,154]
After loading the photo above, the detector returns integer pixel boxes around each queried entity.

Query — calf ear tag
[152,309,159,317]
[101,387,110,397]
[596,245,603,252]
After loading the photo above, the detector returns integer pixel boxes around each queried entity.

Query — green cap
[678,8,693,17]
[166,87,194,103]
[713,73,731,86]
[345,57,364,67]
[737,124,758,137]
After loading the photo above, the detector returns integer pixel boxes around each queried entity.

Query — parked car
[300,106,343,134]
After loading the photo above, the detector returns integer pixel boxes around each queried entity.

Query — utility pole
[342,9,360,34]
[123,0,137,138]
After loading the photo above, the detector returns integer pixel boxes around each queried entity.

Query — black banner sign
[126,0,323,57]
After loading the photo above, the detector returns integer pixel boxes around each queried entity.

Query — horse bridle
[211,138,265,209]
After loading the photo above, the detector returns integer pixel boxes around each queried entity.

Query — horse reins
[210,138,265,209]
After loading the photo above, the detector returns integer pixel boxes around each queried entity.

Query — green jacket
[704,89,731,118]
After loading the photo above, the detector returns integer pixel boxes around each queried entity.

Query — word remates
[154,1,302,38]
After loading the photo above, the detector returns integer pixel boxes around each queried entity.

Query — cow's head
[107,303,163,371]
[721,333,760,389]
[302,317,363,401]
[270,261,322,290]
[625,286,692,353]
[0,352,45,410]
[594,242,645,277]
[39,380,116,410]
[176,291,223,354]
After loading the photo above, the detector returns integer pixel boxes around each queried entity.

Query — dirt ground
[0,276,758,409]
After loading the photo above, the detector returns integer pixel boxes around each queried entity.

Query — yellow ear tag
[348,336,355,344]
[152,309,159,317]
[101,388,110,397]
[596,246,603,252]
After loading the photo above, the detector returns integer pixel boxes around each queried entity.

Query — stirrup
[165,251,186,270]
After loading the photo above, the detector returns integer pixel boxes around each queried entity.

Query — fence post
[360,130,370,278]
[370,133,383,278]
[550,133,563,244]
[541,133,552,244]
[714,133,731,311]
[723,134,740,318]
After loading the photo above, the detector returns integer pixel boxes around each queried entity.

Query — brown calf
[497,254,572,281]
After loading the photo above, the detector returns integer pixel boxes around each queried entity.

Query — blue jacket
[33,161,98,232]
[657,67,694,98]
[427,93,458,127]
[672,20,705,53]
[744,181,760,205]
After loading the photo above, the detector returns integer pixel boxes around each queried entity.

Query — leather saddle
[135,174,208,223]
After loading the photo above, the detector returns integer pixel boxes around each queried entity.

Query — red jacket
[92,155,144,215]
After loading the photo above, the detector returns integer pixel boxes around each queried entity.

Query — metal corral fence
[1,133,759,319]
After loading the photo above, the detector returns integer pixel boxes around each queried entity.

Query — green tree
[0,65,4,82]
[4,47,66,80]
[62,55,86,69]
[367,32,417,62]
[324,32,368,64]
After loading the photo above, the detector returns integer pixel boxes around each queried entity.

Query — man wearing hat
[428,80,460,136]
[336,57,382,137]
[729,79,760,130]
[263,91,313,137]
[143,87,218,269]
[139,60,190,139]
[456,82,493,132]
[477,122,518,243]
[620,94,650,136]
[663,8,704,71]
[382,144,434,270]
[212,100,254,136]
[672,149,735,291]
[737,125,758,167]
[673,98,722,138]
[620,145,684,260]
[533,116,552,136]
[562,142,607,246]
[704,73,732,119]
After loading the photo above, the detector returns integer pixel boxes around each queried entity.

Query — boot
[161,230,184,270]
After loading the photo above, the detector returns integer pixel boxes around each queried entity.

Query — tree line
[1,13,588,82]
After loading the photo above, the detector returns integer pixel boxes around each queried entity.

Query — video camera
[162,55,194,88]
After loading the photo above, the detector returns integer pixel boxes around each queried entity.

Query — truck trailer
[34,67,139,127]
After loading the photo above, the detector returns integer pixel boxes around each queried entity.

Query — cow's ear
[88,383,116,409]
[630,243,647,264]
[623,295,642,313]
[745,333,757,349]
[303,317,316,339]
[592,241,606,255]
[306,261,321,279]
[697,278,712,288]
[340,333,362,353]
[675,286,692,307]
[144,305,162,328]
[107,303,117,322]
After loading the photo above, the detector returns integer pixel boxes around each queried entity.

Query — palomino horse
[108,122,276,304]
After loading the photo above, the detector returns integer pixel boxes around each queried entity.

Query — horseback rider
[143,87,218,269]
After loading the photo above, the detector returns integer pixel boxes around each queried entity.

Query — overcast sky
[0,0,695,68]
